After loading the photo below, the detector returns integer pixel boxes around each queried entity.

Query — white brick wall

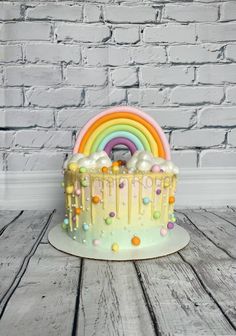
[0,0,236,171]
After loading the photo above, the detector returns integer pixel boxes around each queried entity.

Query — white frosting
[126,150,179,174]
[66,151,112,169]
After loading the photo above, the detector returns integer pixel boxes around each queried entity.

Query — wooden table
[0,209,236,336]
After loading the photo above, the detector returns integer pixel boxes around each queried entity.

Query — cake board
[48,224,190,261]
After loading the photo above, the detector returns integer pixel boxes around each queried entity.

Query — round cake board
[48,224,190,261]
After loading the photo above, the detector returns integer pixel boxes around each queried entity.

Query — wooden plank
[0,210,22,232]
[0,210,53,311]
[176,211,236,329]
[41,209,64,244]
[76,259,156,336]
[181,209,236,258]
[209,209,236,228]
[135,254,236,335]
[175,211,231,263]
[0,244,81,336]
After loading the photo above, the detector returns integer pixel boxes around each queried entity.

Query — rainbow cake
[53,105,189,260]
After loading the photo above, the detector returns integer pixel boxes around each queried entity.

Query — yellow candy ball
[66,185,74,194]
[111,242,119,252]
[112,165,119,173]
[68,162,78,172]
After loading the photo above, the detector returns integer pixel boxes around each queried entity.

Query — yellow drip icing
[67,194,72,231]
[116,177,120,218]
[151,176,155,220]
[75,195,79,228]
[90,176,94,225]
[109,177,113,196]
[103,177,106,210]
[81,185,85,211]
[139,175,142,215]
[128,177,132,224]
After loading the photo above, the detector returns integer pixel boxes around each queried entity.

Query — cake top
[73,106,171,160]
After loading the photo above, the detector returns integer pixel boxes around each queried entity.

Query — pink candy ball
[160,227,168,236]
[151,164,161,173]
[167,222,174,230]
[93,239,100,246]
[75,188,81,196]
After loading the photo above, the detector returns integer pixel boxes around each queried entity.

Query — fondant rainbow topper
[73,106,171,160]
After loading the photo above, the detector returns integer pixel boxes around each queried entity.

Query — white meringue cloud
[126,151,179,174]
[66,151,112,170]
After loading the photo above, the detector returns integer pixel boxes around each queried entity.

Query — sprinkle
[111,243,119,252]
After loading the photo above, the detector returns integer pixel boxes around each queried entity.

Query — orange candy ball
[131,236,141,246]
[75,208,81,215]
[101,166,108,173]
[169,196,175,204]
[112,161,119,167]
[92,195,100,204]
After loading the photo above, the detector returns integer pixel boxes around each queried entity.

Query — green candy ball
[153,211,161,220]
[81,179,89,187]
[105,217,112,225]
[79,167,87,173]
[62,223,68,230]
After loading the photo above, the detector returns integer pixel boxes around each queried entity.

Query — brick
[14,130,72,149]
[56,108,102,128]
[131,46,166,64]
[0,45,22,62]
[144,24,196,43]
[0,131,14,148]
[56,23,110,43]
[128,88,169,106]
[104,6,158,23]
[199,107,236,127]
[164,4,218,22]
[200,150,236,167]
[26,4,82,21]
[226,86,236,103]
[172,129,225,149]
[197,64,236,84]
[26,87,83,108]
[5,65,61,86]
[0,3,21,20]
[225,44,236,61]
[7,152,66,171]
[171,150,197,168]
[221,2,236,21]
[0,153,4,171]
[197,23,236,42]
[86,87,126,106]
[168,44,221,64]
[113,26,140,44]
[0,22,51,41]
[25,44,81,64]
[0,88,22,107]
[83,46,130,66]
[111,68,138,87]
[228,129,236,146]
[66,67,107,86]
[171,86,224,105]
[84,4,101,23]
[145,108,196,128]
[140,66,194,85]
[1,109,54,128]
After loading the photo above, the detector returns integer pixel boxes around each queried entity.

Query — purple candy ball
[109,211,115,217]
[119,182,125,189]
[167,222,174,230]
[156,189,161,195]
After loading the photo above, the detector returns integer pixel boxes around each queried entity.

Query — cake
[59,106,185,258]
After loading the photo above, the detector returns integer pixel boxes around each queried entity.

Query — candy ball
[105,217,112,225]
[72,216,76,222]
[92,195,100,204]
[151,164,161,173]
[61,182,65,188]
[169,196,175,204]
[93,239,100,246]
[75,208,81,215]
[119,182,125,189]
[131,236,141,246]
[167,222,174,230]
[156,189,161,195]
[68,162,78,172]
[153,211,161,219]
[75,188,81,196]
[62,223,68,230]
[112,161,119,167]
[143,197,150,205]
[112,165,119,173]
[81,179,89,187]
[109,211,115,217]
[82,223,89,231]
[101,166,108,173]
[79,167,87,173]
[111,242,119,252]
[66,185,74,194]
[160,227,168,236]
[63,218,69,225]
